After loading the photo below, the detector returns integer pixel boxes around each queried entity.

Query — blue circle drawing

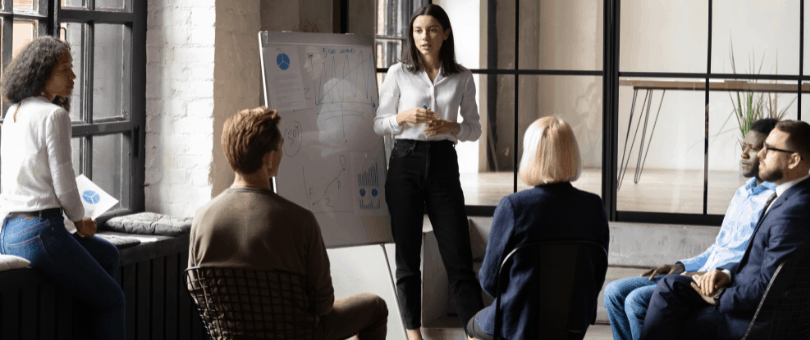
[371,189,378,197]
[276,53,290,70]
[359,189,366,197]
[82,190,101,204]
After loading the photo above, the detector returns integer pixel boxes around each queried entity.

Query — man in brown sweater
[189,106,388,340]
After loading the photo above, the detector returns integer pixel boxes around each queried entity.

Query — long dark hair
[1,36,71,111]
[401,4,461,76]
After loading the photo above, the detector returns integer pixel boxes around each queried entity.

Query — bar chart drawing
[352,154,386,215]
[357,162,379,187]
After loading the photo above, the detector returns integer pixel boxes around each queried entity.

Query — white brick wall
[145,0,217,217]
[145,0,261,217]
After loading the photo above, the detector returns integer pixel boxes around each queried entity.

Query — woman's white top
[374,63,482,143]
[0,96,84,223]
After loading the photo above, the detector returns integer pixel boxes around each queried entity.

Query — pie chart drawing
[277,53,290,70]
[82,190,101,204]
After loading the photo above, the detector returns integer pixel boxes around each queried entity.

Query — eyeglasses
[739,142,762,153]
[763,143,798,156]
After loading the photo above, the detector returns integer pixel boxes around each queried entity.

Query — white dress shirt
[0,96,84,228]
[374,63,482,143]
[721,173,810,284]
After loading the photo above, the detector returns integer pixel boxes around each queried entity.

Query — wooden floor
[460,167,747,215]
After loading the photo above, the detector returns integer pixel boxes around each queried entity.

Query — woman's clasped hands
[396,106,460,136]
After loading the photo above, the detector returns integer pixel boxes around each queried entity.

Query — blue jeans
[1,215,125,340]
[604,275,664,340]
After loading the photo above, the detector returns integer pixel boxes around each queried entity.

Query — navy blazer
[717,176,810,338]
[476,182,610,340]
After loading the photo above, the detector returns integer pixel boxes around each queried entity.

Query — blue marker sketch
[277,53,290,70]
[82,190,101,204]
[372,189,378,197]
[302,155,353,213]
[360,189,366,197]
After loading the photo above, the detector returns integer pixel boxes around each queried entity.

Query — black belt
[395,139,455,149]
[6,208,63,219]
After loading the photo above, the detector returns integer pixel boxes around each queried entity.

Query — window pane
[96,0,126,11]
[620,0,708,73]
[708,80,798,214]
[376,0,410,38]
[435,0,514,70]
[71,137,83,175]
[712,0,799,76]
[13,0,33,13]
[12,20,35,58]
[517,75,602,197]
[61,0,85,9]
[461,74,515,206]
[375,39,401,69]
[62,22,84,122]
[516,0,602,70]
[617,78,706,213]
[803,92,810,125]
[93,24,130,121]
[92,134,128,210]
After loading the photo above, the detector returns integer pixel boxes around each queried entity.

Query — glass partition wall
[379,0,806,226]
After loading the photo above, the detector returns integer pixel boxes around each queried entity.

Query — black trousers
[640,275,726,340]
[384,139,484,330]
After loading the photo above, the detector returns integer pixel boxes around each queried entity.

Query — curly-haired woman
[0,36,124,339]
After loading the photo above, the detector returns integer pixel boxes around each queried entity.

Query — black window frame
[0,0,146,222]
[375,0,809,226]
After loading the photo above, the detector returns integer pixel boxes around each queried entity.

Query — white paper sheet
[75,174,119,219]
[266,46,307,111]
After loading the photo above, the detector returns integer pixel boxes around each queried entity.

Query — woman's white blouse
[374,63,482,143]
[0,96,84,223]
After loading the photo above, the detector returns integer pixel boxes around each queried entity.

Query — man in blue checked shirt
[603,118,779,340]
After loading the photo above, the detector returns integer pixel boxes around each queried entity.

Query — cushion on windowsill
[95,233,142,250]
[103,212,192,236]
[0,254,31,271]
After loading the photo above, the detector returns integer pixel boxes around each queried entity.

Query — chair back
[184,267,317,340]
[742,246,810,340]
[494,240,608,340]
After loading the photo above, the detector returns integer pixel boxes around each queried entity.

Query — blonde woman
[467,117,610,340]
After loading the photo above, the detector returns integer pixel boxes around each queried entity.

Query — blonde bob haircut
[518,116,582,186]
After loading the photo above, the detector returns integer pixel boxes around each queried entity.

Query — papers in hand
[75,174,119,219]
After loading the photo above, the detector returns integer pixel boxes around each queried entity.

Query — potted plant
[728,41,794,141]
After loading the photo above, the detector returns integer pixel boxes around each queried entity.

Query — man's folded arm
[718,214,809,314]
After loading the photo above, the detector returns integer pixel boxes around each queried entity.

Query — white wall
[145,0,261,217]
[145,0,217,216]
[434,0,481,174]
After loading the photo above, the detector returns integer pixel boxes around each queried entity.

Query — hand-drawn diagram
[302,47,379,147]
[302,155,353,214]
[352,154,385,215]
[283,120,302,157]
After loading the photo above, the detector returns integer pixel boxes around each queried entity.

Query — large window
[376,0,809,225]
[614,0,807,225]
[375,0,604,214]
[0,0,146,218]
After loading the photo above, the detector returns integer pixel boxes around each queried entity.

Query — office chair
[493,240,608,340]
[184,266,318,340]
[741,246,810,340]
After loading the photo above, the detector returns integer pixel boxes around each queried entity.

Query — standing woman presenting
[0,37,125,339]
[374,4,483,340]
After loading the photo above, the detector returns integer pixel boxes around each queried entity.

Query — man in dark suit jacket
[639,120,810,340]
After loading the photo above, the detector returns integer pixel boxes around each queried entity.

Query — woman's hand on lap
[396,107,435,125]
[74,217,97,238]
